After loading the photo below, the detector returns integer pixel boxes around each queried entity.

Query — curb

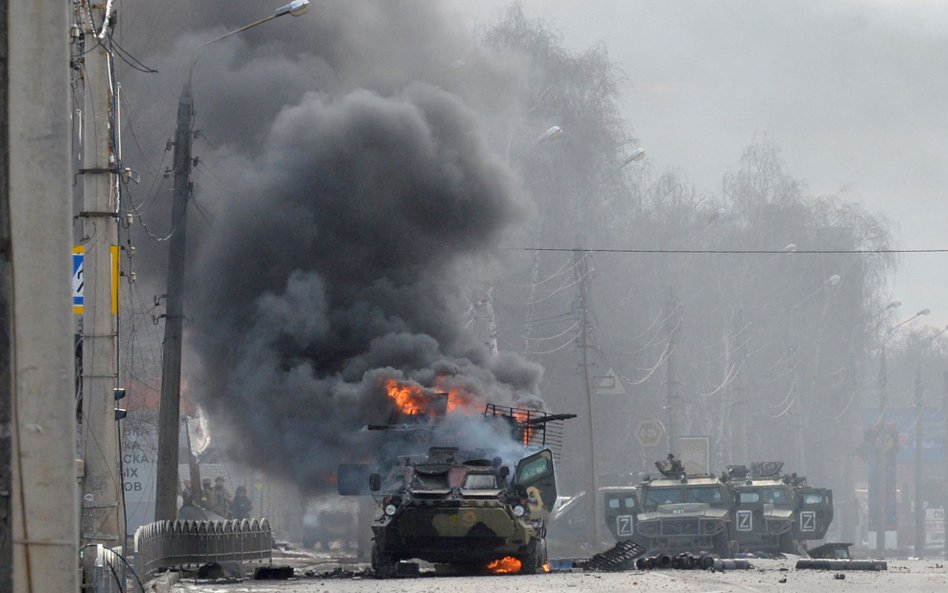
[144,572,179,593]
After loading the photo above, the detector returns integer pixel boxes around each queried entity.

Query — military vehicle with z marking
[602,456,834,557]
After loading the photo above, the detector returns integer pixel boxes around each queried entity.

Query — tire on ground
[371,542,397,579]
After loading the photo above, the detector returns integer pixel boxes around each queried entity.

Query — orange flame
[444,386,479,414]
[486,556,522,574]
[542,562,551,573]
[385,378,484,417]
[513,410,533,447]
[385,379,429,415]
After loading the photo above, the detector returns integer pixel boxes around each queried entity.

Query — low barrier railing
[133,518,272,578]
[88,544,134,593]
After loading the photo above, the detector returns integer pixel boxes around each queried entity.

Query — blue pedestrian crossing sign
[73,246,84,315]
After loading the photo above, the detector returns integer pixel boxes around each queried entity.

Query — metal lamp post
[874,308,929,555]
[913,325,948,558]
[155,0,311,522]
[576,149,645,550]
[787,274,841,472]
[837,300,900,547]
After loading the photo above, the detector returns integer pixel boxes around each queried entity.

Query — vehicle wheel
[712,532,732,559]
[371,542,397,579]
[519,538,547,574]
[778,532,795,555]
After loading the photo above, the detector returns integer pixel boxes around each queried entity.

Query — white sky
[448,0,948,328]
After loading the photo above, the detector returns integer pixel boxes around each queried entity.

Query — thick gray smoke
[123,2,545,491]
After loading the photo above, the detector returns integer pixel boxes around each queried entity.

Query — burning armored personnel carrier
[368,444,557,576]
[338,379,574,577]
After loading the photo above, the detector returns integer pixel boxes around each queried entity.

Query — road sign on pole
[595,368,627,395]
[679,436,711,475]
[635,419,665,447]
[72,246,83,315]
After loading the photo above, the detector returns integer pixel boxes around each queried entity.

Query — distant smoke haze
[454,0,948,328]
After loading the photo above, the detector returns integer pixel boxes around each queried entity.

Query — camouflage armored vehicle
[368,446,557,577]
[602,486,641,545]
[724,462,833,554]
[787,474,833,547]
[626,456,733,556]
[600,457,834,558]
[725,462,797,553]
[335,383,573,576]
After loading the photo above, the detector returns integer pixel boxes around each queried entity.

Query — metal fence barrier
[89,544,131,593]
[134,518,273,578]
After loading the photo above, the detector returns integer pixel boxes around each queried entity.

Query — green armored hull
[369,447,557,577]
[632,478,733,556]
[601,457,834,557]
[726,462,834,555]
[372,499,537,565]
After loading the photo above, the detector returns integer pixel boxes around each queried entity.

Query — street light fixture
[188,0,311,85]
[850,300,902,352]
[791,273,842,310]
[880,308,931,412]
[155,0,311,522]
[279,0,312,17]
[883,308,930,346]
[535,125,564,144]
[619,147,646,168]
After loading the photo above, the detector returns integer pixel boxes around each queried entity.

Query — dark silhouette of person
[230,486,253,520]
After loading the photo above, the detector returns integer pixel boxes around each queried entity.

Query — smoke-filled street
[10,1,948,591]
[172,559,948,593]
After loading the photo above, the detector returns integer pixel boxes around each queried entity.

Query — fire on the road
[485,556,522,574]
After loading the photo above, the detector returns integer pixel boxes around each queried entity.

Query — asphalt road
[171,558,948,593]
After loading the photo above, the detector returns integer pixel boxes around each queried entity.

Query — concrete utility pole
[943,371,948,560]
[471,282,499,356]
[731,308,748,464]
[574,235,602,549]
[911,326,947,559]
[664,288,681,456]
[914,365,924,558]
[155,81,194,521]
[876,343,889,556]
[78,0,125,548]
[1,6,12,588]
[875,309,929,556]
[9,0,80,589]
[155,0,312,521]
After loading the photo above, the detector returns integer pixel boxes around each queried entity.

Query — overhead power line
[514,247,948,254]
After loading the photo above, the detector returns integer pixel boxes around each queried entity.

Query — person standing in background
[231,486,253,520]
[211,476,231,517]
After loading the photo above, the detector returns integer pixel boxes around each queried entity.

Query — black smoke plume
[122,3,545,491]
